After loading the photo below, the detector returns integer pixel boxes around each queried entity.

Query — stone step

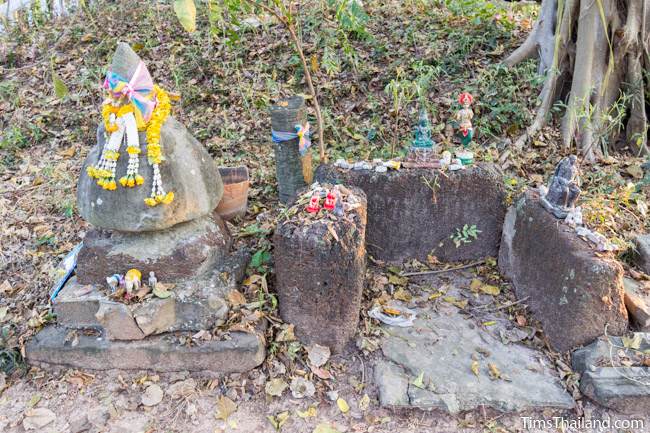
[572,334,650,414]
[315,163,506,264]
[26,326,265,373]
[53,249,249,340]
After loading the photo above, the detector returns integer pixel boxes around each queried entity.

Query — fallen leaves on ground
[336,397,350,413]
[265,378,288,397]
[215,395,237,421]
[22,407,56,430]
[307,344,331,367]
[141,384,164,407]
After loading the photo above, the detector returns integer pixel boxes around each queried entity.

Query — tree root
[505,0,650,158]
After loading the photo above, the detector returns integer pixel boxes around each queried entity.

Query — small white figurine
[106,274,124,293]
[148,271,158,290]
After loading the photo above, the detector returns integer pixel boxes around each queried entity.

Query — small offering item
[456,150,474,165]
[106,273,124,293]
[323,191,337,211]
[124,269,142,298]
[455,92,474,148]
[148,271,158,290]
[406,109,438,166]
[306,195,321,213]
[541,155,581,219]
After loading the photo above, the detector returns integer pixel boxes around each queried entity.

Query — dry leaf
[276,324,296,342]
[296,406,317,418]
[358,393,370,411]
[141,384,164,406]
[268,411,290,431]
[471,360,480,377]
[215,396,237,421]
[622,334,642,350]
[411,372,425,389]
[307,344,331,367]
[393,287,412,302]
[480,284,500,296]
[290,377,315,399]
[313,424,340,433]
[488,363,501,380]
[227,289,246,306]
[336,397,350,413]
[310,365,333,380]
[327,223,339,242]
[265,378,288,397]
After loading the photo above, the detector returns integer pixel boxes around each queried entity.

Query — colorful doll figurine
[124,269,142,298]
[148,271,158,290]
[455,92,474,148]
[306,194,321,213]
[106,274,124,293]
[323,190,337,211]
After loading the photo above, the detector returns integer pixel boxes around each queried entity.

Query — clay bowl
[215,166,250,221]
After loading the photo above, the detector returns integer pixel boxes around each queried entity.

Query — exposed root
[507,0,649,158]
[503,0,557,74]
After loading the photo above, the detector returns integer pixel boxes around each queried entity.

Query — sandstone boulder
[499,190,628,352]
[77,43,223,232]
[78,118,223,232]
[315,163,506,264]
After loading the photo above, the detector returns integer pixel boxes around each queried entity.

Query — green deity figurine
[412,109,435,149]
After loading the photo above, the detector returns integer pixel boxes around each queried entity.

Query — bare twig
[242,0,326,162]
[401,260,486,277]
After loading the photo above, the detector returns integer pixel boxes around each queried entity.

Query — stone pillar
[270,96,313,204]
[273,186,367,353]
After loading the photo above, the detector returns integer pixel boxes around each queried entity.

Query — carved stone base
[26,326,265,373]
[76,214,232,285]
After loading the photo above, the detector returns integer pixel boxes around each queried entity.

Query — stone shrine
[26,43,265,373]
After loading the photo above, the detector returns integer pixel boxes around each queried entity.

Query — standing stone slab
[315,163,506,264]
[499,190,628,352]
[76,215,231,285]
[77,43,223,232]
[274,187,367,353]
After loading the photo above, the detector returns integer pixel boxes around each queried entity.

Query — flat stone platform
[26,326,265,373]
[316,163,506,264]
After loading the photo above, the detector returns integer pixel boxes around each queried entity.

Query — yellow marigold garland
[91,85,175,206]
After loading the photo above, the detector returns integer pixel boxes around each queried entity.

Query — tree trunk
[504,0,649,160]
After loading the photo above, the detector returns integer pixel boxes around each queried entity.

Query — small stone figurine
[541,155,581,218]
[455,92,474,148]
